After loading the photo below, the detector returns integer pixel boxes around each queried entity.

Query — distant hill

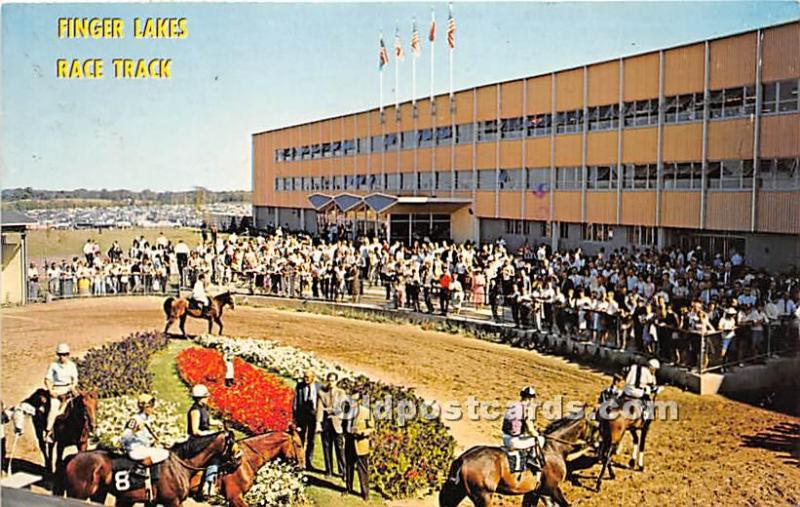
[2,188,251,210]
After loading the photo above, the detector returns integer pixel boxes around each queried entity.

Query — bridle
[174,432,239,473]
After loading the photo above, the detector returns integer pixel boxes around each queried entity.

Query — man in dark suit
[317,372,346,479]
[292,369,319,470]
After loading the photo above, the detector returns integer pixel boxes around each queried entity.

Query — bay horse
[20,388,97,476]
[593,390,661,492]
[219,427,305,507]
[61,431,239,507]
[163,291,235,336]
[439,411,591,507]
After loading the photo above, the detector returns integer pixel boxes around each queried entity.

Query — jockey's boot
[44,430,54,444]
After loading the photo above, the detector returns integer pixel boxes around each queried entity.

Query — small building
[2,210,36,305]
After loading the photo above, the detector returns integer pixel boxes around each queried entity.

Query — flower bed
[195,335,457,499]
[77,331,169,398]
[175,347,294,434]
[95,395,185,451]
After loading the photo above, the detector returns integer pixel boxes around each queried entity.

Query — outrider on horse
[163,291,235,336]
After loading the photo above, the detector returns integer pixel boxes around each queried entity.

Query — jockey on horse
[121,394,169,502]
[621,358,661,417]
[191,273,211,316]
[501,386,545,472]
[44,343,79,444]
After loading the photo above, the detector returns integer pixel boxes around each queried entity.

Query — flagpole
[449,43,453,100]
[412,19,417,106]
[430,9,435,103]
[395,44,400,110]
[448,3,454,102]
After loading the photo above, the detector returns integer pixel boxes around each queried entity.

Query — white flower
[95,395,186,452]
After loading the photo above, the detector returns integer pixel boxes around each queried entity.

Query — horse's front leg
[628,429,639,469]
[551,485,570,507]
[215,317,223,335]
[208,317,214,334]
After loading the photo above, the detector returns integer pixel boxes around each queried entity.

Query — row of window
[504,221,657,245]
[275,158,799,193]
[274,79,800,162]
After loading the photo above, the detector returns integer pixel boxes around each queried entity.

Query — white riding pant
[128,446,170,464]
[47,386,72,431]
[502,434,543,450]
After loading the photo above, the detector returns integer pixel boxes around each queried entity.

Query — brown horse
[439,411,592,507]
[163,291,235,336]
[61,431,239,507]
[219,427,305,507]
[593,391,660,492]
[20,389,97,476]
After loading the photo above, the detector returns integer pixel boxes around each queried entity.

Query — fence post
[698,332,706,374]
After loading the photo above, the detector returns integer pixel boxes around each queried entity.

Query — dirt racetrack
[2,297,799,506]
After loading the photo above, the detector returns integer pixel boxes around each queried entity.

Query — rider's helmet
[192,384,210,398]
[56,343,70,355]
[520,386,537,399]
[647,358,661,370]
[137,394,156,407]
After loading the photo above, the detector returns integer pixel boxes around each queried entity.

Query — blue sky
[2,2,799,192]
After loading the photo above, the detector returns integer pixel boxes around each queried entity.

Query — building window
[526,113,552,137]
[664,92,704,124]
[311,144,322,159]
[437,171,453,191]
[582,223,614,242]
[631,225,657,246]
[343,139,356,156]
[321,176,331,190]
[555,167,581,190]
[586,165,617,190]
[505,220,531,236]
[477,120,499,142]
[455,170,474,190]
[622,163,657,189]
[275,178,282,191]
[418,128,433,148]
[623,99,657,127]
[758,158,800,190]
[401,132,415,150]
[762,79,800,114]
[559,222,569,239]
[555,109,583,134]
[526,167,549,191]
[332,141,343,157]
[588,104,620,131]
[436,126,453,145]
[663,161,702,190]
[385,173,400,190]
[456,123,475,144]
[498,169,524,190]
[300,145,311,160]
[384,133,399,152]
[500,117,525,139]
[477,169,496,190]
[357,137,369,155]
[708,86,757,120]
[371,135,384,153]
[706,160,753,190]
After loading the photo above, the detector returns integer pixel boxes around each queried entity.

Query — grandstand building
[252,20,800,269]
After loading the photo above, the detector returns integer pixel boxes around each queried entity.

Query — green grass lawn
[28,227,205,263]
[149,340,385,506]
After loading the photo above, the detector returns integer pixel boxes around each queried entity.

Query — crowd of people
[28,227,800,369]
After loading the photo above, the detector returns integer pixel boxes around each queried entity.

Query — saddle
[503,446,542,474]
[109,454,163,494]
[188,299,209,314]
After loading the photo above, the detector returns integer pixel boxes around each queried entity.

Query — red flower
[176,348,293,433]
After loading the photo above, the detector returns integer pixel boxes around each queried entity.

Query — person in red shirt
[439,270,451,316]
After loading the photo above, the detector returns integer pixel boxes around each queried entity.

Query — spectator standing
[292,370,319,470]
[343,392,373,500]
[317,373,346,479]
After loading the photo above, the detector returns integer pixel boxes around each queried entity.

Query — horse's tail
[438,456,467,507]
[163,296,175,319]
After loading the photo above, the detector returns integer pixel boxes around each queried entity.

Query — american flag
[410,19,421,57]
[447,6,455,49]
[429,11,436,42]
[379,35,389,69]
[394,27,405,61]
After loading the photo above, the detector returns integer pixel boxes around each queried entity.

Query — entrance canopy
[309,192,472,215]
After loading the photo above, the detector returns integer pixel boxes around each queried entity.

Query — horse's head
[77,391,98,434]
[221,430,242,467]
[217,291,235,310]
